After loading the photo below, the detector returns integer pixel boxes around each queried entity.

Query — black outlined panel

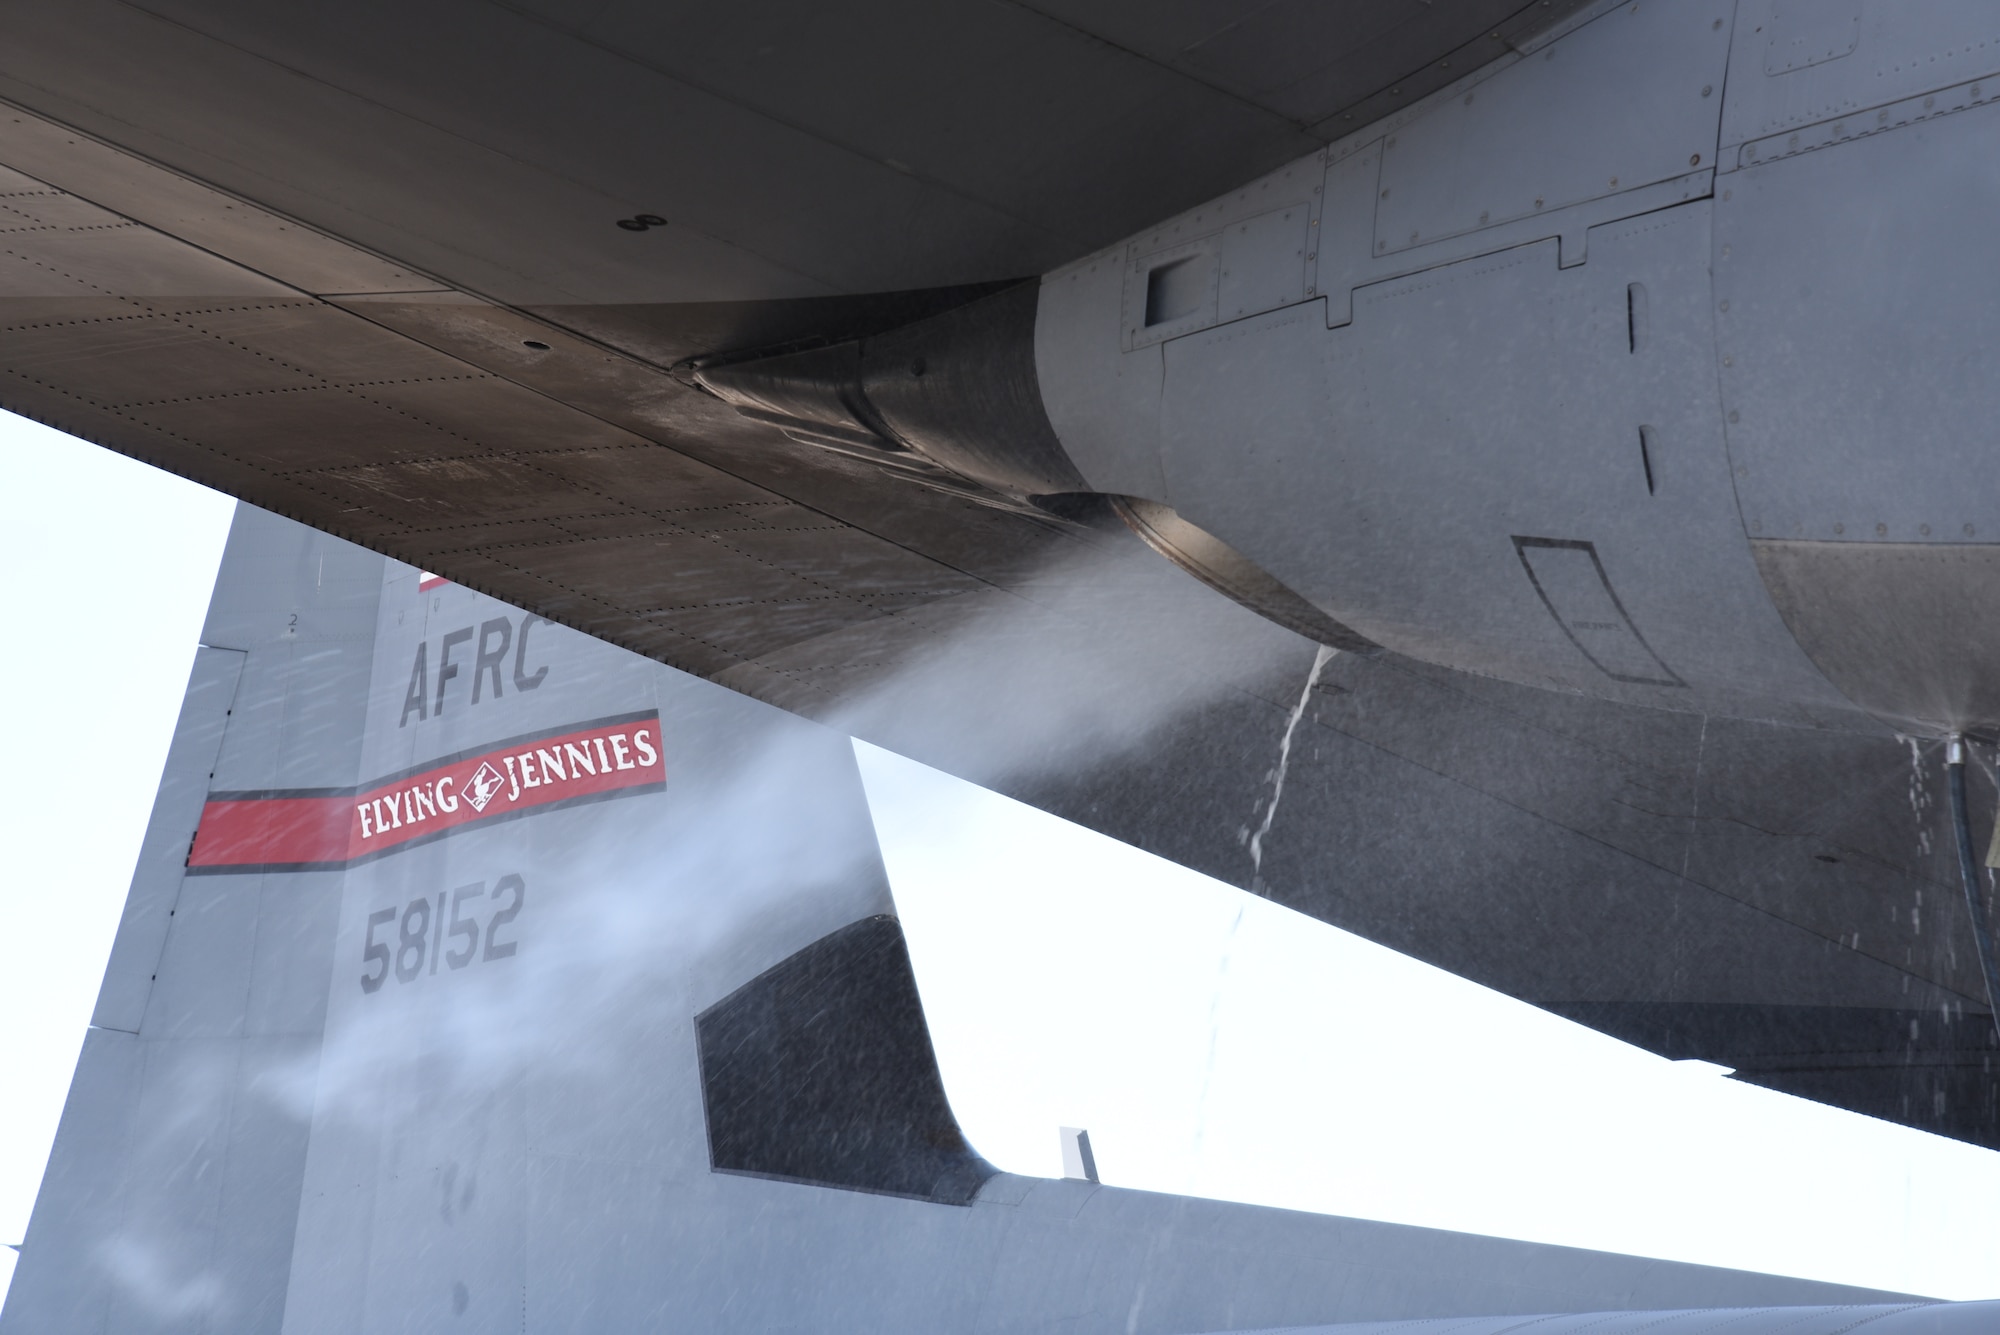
[1513,537,1685,687]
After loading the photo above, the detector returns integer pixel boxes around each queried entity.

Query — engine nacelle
[1037,0,2000,734]
[710,0,2000,735]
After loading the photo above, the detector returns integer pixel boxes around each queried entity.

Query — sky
[2,408,1999,1311]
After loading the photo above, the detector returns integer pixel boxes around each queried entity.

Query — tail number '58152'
[361,874,523,993]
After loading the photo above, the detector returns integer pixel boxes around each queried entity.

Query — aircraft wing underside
[2,0,1996,1158]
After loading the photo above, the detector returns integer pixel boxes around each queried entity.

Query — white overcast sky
[3,409,2000,1310]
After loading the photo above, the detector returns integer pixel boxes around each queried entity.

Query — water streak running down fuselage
[1249,646,1336,890]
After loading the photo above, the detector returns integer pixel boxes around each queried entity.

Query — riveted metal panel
[1765,0,1862,75]
[1714,98,2000,544]
[1313,141,1381,327]
[92,644,244,1033]
[1736,72,2000,171]
[1161,208,1846,714]
[0,105,436,296]
[1722,0,2000,152]
[1218,204,1312,324]
[1373,2,1728,259]
[1119,155,1327,351]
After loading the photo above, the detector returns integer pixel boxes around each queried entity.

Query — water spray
[1942,733,2000,1042]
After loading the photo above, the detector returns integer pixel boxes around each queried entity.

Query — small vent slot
[1626,282,1649,353]
[1146,256,1209,326]
[1638,425,1659,495]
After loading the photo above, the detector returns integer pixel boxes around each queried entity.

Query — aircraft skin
[0,505,1934,1331]
[6,0,2000,1318]
[696,0,2000,736]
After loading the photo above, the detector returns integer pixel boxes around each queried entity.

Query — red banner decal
[189,714,664,871]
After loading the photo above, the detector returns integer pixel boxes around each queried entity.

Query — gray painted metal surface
[1225,1306,2000,1335]
[92,645,243,1032]
[1039,0,2000,733]
[1371,6,1725,259]
[0,0,1588,304]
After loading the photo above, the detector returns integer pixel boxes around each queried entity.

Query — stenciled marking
[361,874,523,994]
[188,711,664,873]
